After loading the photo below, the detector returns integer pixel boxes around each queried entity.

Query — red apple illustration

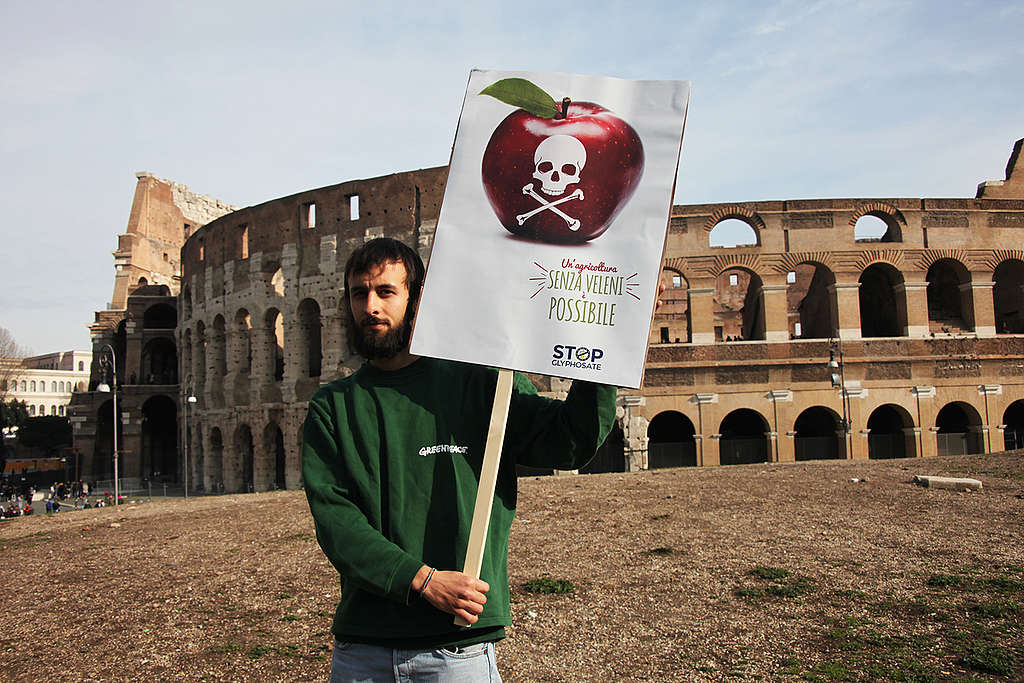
[480,78,644,244]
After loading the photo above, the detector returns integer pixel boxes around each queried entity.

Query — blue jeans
[330,640,501,683]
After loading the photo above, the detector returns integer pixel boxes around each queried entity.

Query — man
[302,237,617,681]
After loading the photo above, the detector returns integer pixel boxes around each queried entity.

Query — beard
[349,311,413,361]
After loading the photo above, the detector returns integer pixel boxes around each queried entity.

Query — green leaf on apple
[479,78,559,119]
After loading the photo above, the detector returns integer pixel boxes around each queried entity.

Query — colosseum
[70,139,1024,493]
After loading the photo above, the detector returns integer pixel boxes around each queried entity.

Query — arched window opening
[859,263,905,337]
[182,286,192,320]
[234,424,255,493]
[718,409,770,465]
[271,268,285,297]
[854,214,901,242]
[935,402,983,456]
[30,381,36,392]
[651,269,690,344]
[709,218,758,248]
[208,428,224,493]
[141,395,178,482]
[143,303,178,329]
[993,259,1024,334]
[866,404,914,459]
[298,299,323,378]
[647,411,697,468]
[194,322,207,394]
[142,337,178,385]
[714,269,765,342]
[265,423,287,490]
[234,309,253,373]
[794,406,843,460]
[265,308,285,382]
[926,259,972,333]
[1002,400,1024,451]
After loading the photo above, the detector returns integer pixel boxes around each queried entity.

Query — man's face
[347,261,413,360]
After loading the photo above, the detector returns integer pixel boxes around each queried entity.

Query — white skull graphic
[533,135,586,196]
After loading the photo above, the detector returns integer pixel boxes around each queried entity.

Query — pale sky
[1,0,1021,354]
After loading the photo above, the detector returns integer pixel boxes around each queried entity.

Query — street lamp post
[96,343,120,505]
[828,338,852,459]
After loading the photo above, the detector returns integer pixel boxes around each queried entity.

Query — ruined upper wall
[181,167,447,283]
[977,137,1024,199]
[111,174,238,309]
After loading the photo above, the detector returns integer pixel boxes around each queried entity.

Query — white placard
[412,69,689,388]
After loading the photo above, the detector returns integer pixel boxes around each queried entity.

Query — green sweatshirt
[302,357,616,649]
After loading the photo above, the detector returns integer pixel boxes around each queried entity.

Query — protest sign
[412,69,689,389]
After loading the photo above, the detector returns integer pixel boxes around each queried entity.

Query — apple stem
[560,97,571,119]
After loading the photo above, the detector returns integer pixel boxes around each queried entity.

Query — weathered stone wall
[166,137,1024,491]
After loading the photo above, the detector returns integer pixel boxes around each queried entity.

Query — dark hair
[343,237,425,303]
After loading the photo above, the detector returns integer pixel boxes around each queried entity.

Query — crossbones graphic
[516,183,584,231]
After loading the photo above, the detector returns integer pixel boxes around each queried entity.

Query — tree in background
[0,327,28,403]
[17,416,72,458]
[1,399,30,472]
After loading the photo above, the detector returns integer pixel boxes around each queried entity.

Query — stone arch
[143,303,177,329]
[866,404,915,459]
[208,427,224,492]
[790,261,837,339]
[654,267,690,343]
[851,203,906,243]
[141,395,177,481]
[1002,400,1024,450]
[295,298,323,400]
[181,285,192,320]
[859,262,906,337]
[647,410,697,468]
[232,423,254,493]
[263,307,285,391]
[705,207,765,248]
[142,337,177,385]
[718,408,770,465]
[94,398,116,480]
[793,406,843,460]
[271,268,285,297]
[935,401,984,456]
[194,321,207,396]
[925,258,973,333]
[233,308,253,406]
[715,267,765,341]
[264,421,287,490]
[211,315,227,407]
[993,258,1024,334]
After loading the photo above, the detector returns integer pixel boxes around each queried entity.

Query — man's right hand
[414,566,489,624]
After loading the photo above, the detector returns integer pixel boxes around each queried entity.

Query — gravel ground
[1,453,1022,682]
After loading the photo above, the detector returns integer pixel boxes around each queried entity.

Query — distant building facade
[2,351,92,417]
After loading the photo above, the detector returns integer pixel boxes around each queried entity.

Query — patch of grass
[522,576,575,594]
[275,592,294,600]
[647,546,674,555]
[969,599,1020,619]
[280,614,300,622]
[214,641,242,654]
[979,574,1024,593]
[767,576,816,598]
[752,565,791,581]
[962,641,1016,676]
[248,644,272,659]
[735,586,765,599]
[805,660,855,681]
[926,572,967,588]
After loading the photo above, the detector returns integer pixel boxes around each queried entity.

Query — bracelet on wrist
[418,567,435,599]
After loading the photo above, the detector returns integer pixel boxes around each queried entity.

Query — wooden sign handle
[455,368,514,627]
